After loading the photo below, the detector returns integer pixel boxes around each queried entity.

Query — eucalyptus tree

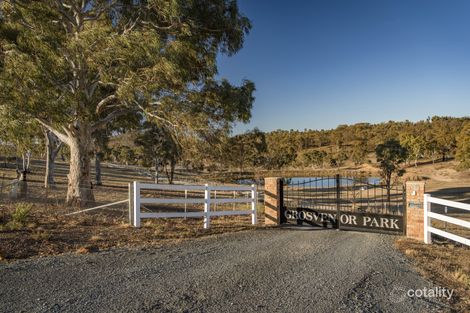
[0,111,42,201]
[135,122,181,184]
[432,117,457,162]
[399,133,425,167]
[91,112,138,186]
[351,141,368,165]
[227,128,267,172]
[0,110,40,174]
[1,99,63,188]
[375,139,408,202]
[297,149,327,168]
[44,130,62,188]
[456,123,470,170]
[0,0,254,205]
[92,128,108,186]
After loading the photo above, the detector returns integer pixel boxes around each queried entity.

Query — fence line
[424,194,470,247]
[130,182,257,228]
[65,199,129,216]
[0,179,19,198]
[0,179,19,190]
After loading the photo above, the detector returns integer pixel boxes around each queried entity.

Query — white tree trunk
[44,130,62,188]
[22,153,26,171]
[26,150,31,171]
[66,123,95,206]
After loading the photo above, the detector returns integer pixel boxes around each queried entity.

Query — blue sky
[217,0,470,133]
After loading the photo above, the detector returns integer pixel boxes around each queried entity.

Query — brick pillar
[405,181,426,241]
[264,177,282,226]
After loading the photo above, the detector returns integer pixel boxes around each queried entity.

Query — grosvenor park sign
[283,208,404,233]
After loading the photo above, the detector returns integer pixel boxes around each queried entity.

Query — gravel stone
[0,228,448,312]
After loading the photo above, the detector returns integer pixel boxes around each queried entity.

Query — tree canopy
[221,117,468,171]
[0,0,255,205]
[375,139,408,200]
[456,122,470,170]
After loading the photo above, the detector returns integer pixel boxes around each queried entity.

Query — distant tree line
[2,112,469,202]
[219,116,470,171]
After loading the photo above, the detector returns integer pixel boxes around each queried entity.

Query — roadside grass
[395,238,470,312]
[0,161,264,263]
[0,202,33,231]
[11,202,32,224]
[0,201,263,262]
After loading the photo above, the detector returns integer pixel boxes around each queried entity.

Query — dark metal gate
[281,175,406,234]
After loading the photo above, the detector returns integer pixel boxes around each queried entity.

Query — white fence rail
[131,182,257,228]
[66,199,129,216]
[424,194,470,247]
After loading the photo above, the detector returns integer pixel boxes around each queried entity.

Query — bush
[11,203,32,225]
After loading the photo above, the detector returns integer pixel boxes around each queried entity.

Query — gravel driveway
[0,228,447,312]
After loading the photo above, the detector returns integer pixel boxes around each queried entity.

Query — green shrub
[11,203,32,225]
[5,221,23,231]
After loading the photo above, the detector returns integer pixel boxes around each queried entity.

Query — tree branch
[35,118,70,144]
[141,20,180,31]
[95,94,117,114]
[136,103,178,128]
[92,108,131,132]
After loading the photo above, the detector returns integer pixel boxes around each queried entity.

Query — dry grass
[0,201,263,262]
[0,160,264,263]
[395,238,470,312]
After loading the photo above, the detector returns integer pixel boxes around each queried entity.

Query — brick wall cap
[405,181,426,186]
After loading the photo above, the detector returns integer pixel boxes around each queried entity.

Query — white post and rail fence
[129,182,257,228]
[62,179,470,248]
[423,194,470,247]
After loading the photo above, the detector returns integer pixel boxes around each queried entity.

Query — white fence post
[204,184,211,229]
[251,184,257,225]
[423,193,431,244]
[128,182,133,225]
[133,181,141,228]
